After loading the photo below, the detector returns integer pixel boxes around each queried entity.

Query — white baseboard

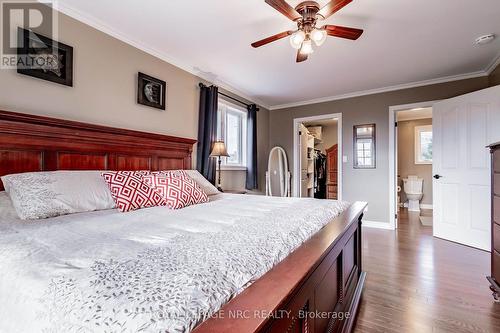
[402,203,433,210]
[362,220,395,230]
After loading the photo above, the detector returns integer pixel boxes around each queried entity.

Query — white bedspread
[0,193,349,333]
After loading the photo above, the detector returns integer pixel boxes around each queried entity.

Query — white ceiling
[56,0,500,109]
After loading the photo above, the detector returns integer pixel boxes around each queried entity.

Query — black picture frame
[137,72,166,110]
[353,123,376,169]
[17,28,73,87]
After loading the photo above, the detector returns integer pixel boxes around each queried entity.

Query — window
[415,125,432,164]
[217,99,247,169]
[353,124,376,169]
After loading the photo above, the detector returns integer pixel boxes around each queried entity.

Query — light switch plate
[342,155,348,163]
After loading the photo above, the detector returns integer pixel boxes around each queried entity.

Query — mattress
[0,193,349,332]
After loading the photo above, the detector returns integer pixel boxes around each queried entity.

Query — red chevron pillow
[143,170,209,209]
[101,171,166,212]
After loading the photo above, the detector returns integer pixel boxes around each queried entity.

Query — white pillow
[1,171,116,220]
[184,170,220,195]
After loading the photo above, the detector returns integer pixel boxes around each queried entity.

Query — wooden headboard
[0,110,196,190]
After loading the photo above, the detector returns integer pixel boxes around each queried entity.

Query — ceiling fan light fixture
[300,39,314,55]
[310,28,327,46]
[252,0,363,63]
[290,30,306,49]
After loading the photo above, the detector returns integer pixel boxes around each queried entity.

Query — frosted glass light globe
[311,28,327,46]
[290,31,306,49]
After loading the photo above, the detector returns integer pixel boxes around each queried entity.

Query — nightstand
[223,189,247,194]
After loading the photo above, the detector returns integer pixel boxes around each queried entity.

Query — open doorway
[396,107,433,228]
[389,101,437,229]
[293,114,342,199]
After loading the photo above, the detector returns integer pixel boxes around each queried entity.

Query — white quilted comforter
[0,193,349,333]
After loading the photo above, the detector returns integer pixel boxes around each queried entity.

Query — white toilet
[403,176,423,212]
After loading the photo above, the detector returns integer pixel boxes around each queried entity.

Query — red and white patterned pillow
[101,171,166,212]
[143,170,209,209]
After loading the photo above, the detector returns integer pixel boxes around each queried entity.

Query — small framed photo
[17,28,73,86]
[137,72,166,110]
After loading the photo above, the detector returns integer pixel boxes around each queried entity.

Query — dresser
[488,142,500,302]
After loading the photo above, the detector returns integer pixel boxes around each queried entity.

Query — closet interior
[299,119,339,199]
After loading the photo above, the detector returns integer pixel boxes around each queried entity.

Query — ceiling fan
[251,0,363,62]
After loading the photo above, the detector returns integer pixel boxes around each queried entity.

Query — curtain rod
[198,83,259,111]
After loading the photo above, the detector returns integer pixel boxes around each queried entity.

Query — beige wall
[1,5,498,200]
[0,9,269,192]
[397,118,433,205]
[1,9,199,139]
[269,77,489,223]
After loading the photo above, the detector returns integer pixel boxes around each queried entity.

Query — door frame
[293,113,343,199]
[388,100,440,229]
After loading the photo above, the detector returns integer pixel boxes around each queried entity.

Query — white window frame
[415,125,432,164]
[217,99,247,170]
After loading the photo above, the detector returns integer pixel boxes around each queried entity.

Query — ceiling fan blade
[317,0,352,19]
[296,49,308,63]
[251,30,293,48]
[323,25,363,40]
[265,0,302,21]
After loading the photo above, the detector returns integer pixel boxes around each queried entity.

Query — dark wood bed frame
[0,110,367,333]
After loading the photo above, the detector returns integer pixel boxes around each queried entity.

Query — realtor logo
[1,0,58,69]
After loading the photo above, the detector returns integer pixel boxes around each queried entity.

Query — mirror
[266,146,291,197]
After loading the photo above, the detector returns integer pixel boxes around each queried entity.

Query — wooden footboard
[193,201,367,333]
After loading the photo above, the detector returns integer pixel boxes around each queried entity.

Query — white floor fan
[266,146,291,197]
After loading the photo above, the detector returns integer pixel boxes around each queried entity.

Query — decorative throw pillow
[143,171,209,209]
[1,171,116,220]
[184,170,220,195]
[100,171,165,212]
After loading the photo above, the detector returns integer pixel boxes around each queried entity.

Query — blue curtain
[246,104,258,189]
[196,84,218,184]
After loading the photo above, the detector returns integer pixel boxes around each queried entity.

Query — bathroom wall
[397,118,433,206]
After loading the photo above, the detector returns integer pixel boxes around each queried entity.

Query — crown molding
[485,52,500,75]
[269,70,489,110]
[52,1,270,110]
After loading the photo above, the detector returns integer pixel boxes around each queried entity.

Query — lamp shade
[210,141,230,157]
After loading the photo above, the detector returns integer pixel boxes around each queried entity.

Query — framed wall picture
[137,72,166,110]
[17,28,73,86]
[353,123,376,169]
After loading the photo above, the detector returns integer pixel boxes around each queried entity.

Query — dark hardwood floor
[354,209,500,333]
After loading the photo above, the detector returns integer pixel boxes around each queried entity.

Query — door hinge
[395,213,398,219]
[395,122,398,127]
[299,131,302,135]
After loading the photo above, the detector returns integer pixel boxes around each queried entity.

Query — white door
[433,85,500,251]
[299,124,308,197]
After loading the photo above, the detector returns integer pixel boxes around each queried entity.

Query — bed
[0,110,367,333]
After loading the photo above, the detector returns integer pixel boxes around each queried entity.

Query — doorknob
[433,174,442,179]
